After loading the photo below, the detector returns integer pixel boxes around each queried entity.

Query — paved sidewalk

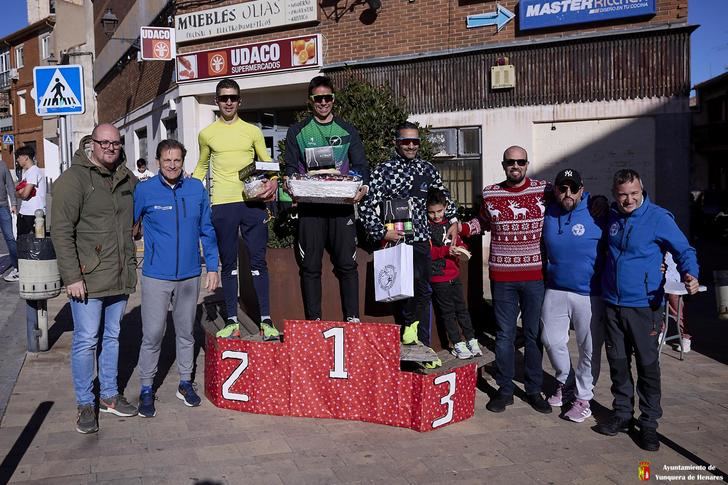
[1,265,727,483]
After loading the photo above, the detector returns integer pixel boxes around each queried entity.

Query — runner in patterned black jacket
[359,122,457,349]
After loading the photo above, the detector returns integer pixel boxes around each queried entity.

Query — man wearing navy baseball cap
[541,168,606,424]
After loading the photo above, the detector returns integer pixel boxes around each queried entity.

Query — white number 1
[322,327,349,379]
[432,372,456,428]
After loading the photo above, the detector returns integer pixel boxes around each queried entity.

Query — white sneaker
[3,268,19,282]
[681,338,691,353]
[451,341,473,359]
[467,338,483,356]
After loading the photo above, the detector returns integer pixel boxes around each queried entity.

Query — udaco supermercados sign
[175,0,318,43]
[176,34,322,83]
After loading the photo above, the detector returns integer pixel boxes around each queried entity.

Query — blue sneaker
[138,389,156,418]
[176,381,201,407]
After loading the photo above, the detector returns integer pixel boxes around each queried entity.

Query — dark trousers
[296,204,359,321]
[17,214,35,237]
[491,280,545,396]
[604,304,662,429]
[211,201,270,320]
[393,241,432,345]
[431,277,474,345]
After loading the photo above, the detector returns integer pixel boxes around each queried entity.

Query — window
[17,90,27,115]
[135,127,147,161]
[41,36,51,60]
[429,127,483,210]
[15,45,24,69]
[163,117,178,140]
[0,51,9,73]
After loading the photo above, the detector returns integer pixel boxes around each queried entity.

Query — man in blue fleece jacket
[596,169,699,452]
[134,139,219,418]
[541,169,605,424]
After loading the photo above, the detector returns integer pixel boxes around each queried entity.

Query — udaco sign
[176,34,321,82]
[140,27,176,61]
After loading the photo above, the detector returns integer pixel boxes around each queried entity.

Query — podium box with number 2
[205,320,476,431]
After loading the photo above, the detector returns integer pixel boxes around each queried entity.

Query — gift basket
[288,173,362,204]
[239,161,280,200]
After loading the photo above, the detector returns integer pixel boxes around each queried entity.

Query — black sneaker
[99,394,138,417]
[486,392,514,413]
[138,389,156,418]
[639,426,660,451]
[595,414,632,436]
[75,404,98,434]
[526,393,552,414]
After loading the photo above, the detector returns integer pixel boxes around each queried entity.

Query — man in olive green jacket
[51,123,139,434]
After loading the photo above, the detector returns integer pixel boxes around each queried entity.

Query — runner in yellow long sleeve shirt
[193,78,280,340]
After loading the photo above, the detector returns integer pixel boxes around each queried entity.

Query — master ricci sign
[175,0,318,43]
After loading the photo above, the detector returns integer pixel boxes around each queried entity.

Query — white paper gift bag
[373,243,414,302]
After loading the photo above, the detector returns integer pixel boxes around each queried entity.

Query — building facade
[93,0,693,293]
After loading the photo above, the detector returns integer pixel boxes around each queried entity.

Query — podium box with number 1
[205,320,476,431]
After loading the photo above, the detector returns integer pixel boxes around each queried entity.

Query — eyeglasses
[503,159,528,167]
[92,139,122,150]
[396,138,421,146]
[557,183,581,194]
[309,94,335,103]
[216,94,240,103]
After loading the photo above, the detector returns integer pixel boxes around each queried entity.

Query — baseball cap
[554,169,583,188]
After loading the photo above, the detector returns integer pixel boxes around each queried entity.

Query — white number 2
[221,350,250,402]
[322,327,349,379]
[432,372,457,428]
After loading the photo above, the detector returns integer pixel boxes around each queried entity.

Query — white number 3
[432,372,456,428]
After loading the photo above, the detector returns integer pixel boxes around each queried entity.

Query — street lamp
[100,8,119,37]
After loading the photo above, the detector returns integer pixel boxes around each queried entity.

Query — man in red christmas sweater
[481,145,552,414]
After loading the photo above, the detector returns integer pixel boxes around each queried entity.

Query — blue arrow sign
[466,4,515,31]
[33,65,85,116]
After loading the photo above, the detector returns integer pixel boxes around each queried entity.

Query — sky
[0,0,726,86]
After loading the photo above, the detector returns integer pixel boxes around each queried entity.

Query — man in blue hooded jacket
[541,169,605,424]
[134,139,219,418]
[596,169,699,452]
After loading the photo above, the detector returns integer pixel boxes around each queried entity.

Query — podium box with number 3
[205,320,476,431]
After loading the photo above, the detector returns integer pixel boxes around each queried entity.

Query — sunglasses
[557,184,581,193]
[309,94,335,103]
[396,138,421,146]
[503,159,528,167]
[216,94,240,103]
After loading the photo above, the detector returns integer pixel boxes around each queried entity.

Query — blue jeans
[0,206,17,268]
[492,280,545,396]
[70,295,129,405]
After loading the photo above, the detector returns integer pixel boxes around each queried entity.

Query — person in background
[426,188,482,359]
[0,161,18,282]
[133,158,154,182]
[14,145,46,237]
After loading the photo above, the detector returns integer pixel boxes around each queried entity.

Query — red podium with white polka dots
[204,320,477,431]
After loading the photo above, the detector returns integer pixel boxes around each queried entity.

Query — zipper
[182,197,187,217]
[173,188,180,279]
[614,220,632,304]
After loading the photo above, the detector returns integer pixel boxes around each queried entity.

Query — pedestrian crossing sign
[33,65,85,116]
